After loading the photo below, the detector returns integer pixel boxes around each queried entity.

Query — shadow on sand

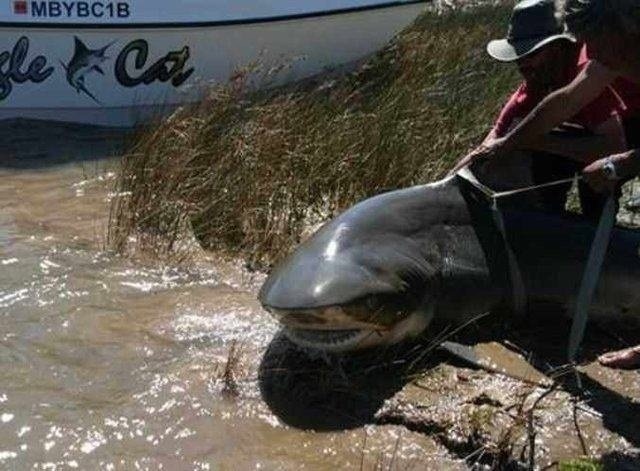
[259,311,640,452]
[484,309,640,450]
[258,330,445,431]
[0,119,131,168]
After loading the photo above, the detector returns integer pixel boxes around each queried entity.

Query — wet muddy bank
[259,312,640,470]
[0,122,450,469]
[3,126,640,469]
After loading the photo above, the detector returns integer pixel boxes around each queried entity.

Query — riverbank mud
[3,84,640,471]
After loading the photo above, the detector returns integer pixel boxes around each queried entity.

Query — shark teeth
[284,327,370,351]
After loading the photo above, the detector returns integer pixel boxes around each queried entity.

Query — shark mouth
[280,310,432,352]
[283,327,376,351]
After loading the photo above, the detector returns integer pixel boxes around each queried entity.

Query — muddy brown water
[0,121,639,470]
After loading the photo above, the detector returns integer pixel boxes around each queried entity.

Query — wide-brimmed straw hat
[487,0,576,62]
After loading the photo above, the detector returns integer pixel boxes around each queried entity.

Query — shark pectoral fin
[93,65,105,75]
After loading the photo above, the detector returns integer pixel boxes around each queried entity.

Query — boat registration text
[12,1,131,19]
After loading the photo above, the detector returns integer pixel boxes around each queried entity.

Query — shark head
[259,180,465,352]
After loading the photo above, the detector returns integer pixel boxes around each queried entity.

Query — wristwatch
[602,157,619,181]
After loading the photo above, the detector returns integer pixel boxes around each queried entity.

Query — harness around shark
[258,169,640,352]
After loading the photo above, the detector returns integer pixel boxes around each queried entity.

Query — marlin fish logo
[61,36,115,104]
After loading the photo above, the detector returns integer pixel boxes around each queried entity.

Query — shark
[61,36,115,104]
[258,167,640,352]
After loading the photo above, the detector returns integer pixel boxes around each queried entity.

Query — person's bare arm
[482,127,499,145]
[449,127,501,175]
[527,114,627,163]
[502,61,618,150]
[613,148,640,178]
[583,148,640,193]
[452,61,621,173]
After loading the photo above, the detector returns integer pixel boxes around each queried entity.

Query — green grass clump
[558,458,604,471]
[108,3,519,268]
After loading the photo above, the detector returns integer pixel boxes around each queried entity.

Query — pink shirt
[611,77,640,119]
[580,44,640,119]
[493,45,624,137]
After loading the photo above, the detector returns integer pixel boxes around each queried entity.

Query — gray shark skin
[61,36,114,104]
[258,174,640,352]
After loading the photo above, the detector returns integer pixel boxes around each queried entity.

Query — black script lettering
[0,52,11,100]
[115,40,194,88]
[166,48,194,87]
[115,40,147,87]
[0,37,54,101]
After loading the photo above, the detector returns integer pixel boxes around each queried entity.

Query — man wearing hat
[456,0,626,218]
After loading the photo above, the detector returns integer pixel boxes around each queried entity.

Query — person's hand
[581,154,623,193]
[449,137,510,175]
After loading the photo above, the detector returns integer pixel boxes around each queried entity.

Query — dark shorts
[529,152,613,221]
[529,123,633,222]
[624,115,640,148]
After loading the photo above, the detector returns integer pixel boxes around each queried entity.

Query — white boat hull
[0,2,426,126]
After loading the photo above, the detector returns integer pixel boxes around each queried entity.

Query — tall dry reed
[108,3,519,268]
